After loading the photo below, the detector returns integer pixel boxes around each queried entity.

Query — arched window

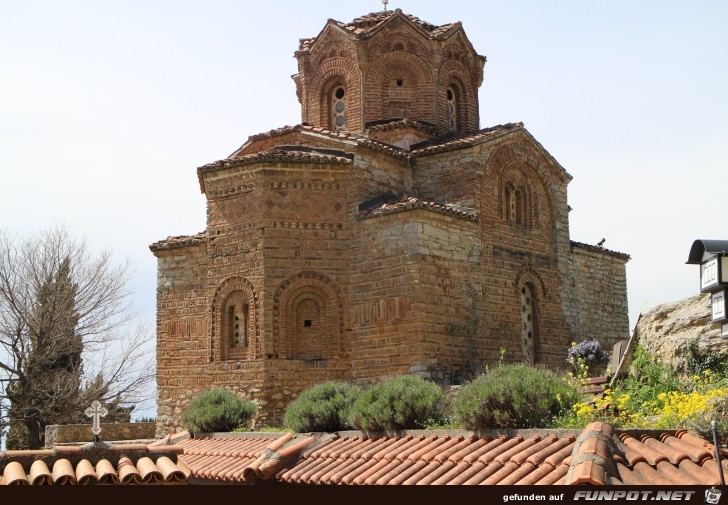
[505,182,526,225]
[222,291,249,360]
[331,86,346,131]
[520,284,540,364]
[446,87,458,131]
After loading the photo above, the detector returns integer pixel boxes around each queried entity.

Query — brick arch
[273,272,344,360]
[372,32,429,60]
[210,276,260,362]
[306,57,362,131]
[438,60,479,131]
[486,141,555,230]
[365,51,435,123]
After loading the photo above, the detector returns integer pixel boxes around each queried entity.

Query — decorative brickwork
[273,272,344,360]
[151,9,630,433]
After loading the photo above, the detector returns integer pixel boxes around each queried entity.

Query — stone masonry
[150,10,630,434]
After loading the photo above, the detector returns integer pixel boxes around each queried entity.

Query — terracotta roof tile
[537,463,569,485]
[526,434,575,466]
[517,462,558,485]
[464,461,503,485]
[461,436,507,465]
[355,458,391,485]
[0,440,186,486]
[446,461,484,485]
[477,435,524,464]
[170,426,726,486]
[390,460,428,485]
[446,436,492,462]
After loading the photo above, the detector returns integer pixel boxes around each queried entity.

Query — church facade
[150,9,629,431]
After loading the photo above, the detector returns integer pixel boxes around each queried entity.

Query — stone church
[150,9,630,430]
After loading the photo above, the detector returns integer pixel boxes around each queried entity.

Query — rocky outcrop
[634,292,727,369]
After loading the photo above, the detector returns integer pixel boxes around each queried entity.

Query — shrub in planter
[454,364,579,429]
[181,388,257,433]
[348,375,444,431]
[284,382,361,432]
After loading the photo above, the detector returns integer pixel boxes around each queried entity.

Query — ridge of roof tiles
[172,424,728,485]
[149,231,207,252]
[364,118,442,136]
[237,122,523,162]
[298,10,459,53]
[200,146,354,174]
[0,440,189,485]
[359,195,478,222]
[571,241,632,261]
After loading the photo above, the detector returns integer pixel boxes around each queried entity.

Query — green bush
[347,375,444,431]
[684,337,727,377]
[454,364,579,429]
[284,382,361,432]
[181,388,257,433]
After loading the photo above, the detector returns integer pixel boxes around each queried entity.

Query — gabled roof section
[230,124,410,161]
[169,423,728,485]
[410,123,573,183]
[150,231,207,253]
[197,144,356,194]
[297,9,466,55]
[359,194,478,223]
[364,118,442,137]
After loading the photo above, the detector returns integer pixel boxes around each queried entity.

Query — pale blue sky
[1,1,727,408]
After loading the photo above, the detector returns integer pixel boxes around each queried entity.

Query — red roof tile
[169,425,727,486]
[0,441,188,485]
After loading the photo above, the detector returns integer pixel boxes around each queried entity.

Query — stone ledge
[45,423,156,448]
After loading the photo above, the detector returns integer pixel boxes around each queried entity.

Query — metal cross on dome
[85,400,108,436]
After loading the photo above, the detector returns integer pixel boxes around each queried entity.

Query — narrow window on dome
[332,86,346,131]
[447,87,458,131]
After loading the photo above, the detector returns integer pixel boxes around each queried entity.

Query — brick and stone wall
[569,244,630,350]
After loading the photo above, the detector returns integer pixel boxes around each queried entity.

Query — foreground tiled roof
[167,423,728,485]
[0,441,189,485]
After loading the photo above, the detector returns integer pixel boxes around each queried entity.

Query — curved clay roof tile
[75,459,98,485]
[29,460,52,485]
[51,459,76,485]
[3,461,29,485]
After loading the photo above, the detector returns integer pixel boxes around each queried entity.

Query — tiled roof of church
[298,10,460,52]
[201,146,354,173]
[0,441,189,485]
[364,118,442,137]
[571,241,632,261]
[359,194,478,222]
[150,231,207,253]
[408,123,524,156]
[234,123,529,161]
[164,423,727,485]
